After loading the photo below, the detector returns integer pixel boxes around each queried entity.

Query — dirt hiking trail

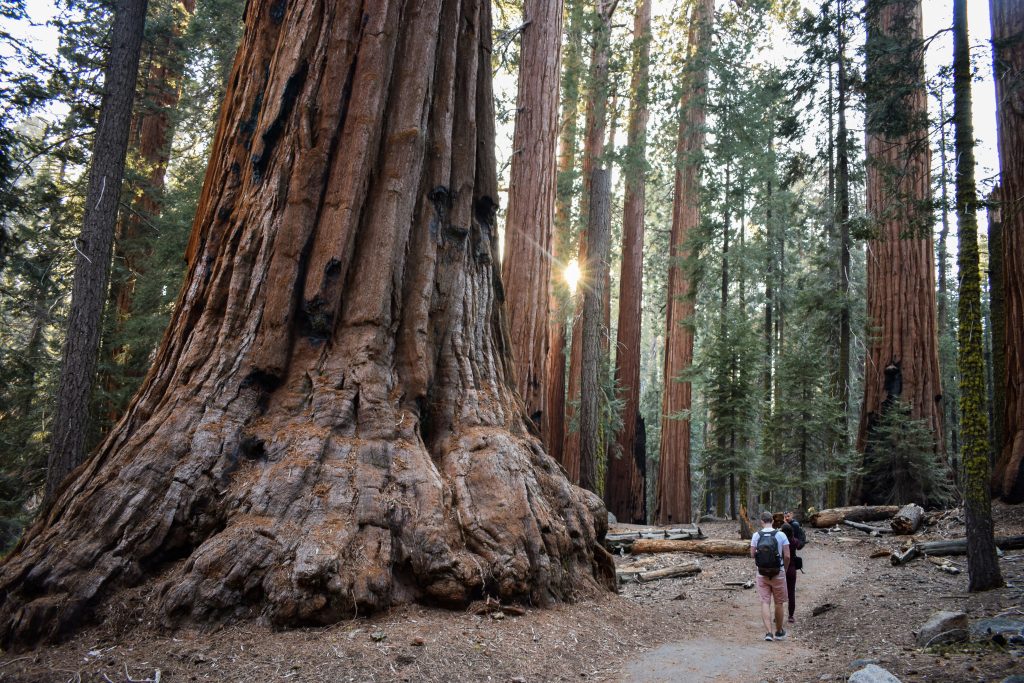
[0,504,1021,681]
[619,545,852,682]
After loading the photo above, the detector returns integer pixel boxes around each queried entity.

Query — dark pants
[785,560,797,617]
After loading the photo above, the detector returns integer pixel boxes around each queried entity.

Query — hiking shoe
[774,629,787,640]
[788,616,795,624]
[764,633,774,641]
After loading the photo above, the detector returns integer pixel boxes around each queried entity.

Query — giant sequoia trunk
[501,0,563,431]
[655,0,712,525]
[0,0,614,647]
[606,0,650,525]
[990,0,1024,503]
[855,0,944,504]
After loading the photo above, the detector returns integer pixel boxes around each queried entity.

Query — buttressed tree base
[0,0,615,647]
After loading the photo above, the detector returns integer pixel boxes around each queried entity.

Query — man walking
[784,510,807,547]
[751,510,790,641]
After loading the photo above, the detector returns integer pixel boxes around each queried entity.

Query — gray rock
[607,511,618,525]
[849,658,879,669]
[1001,676,1024,683]
[848,664,901,683]
[916,610,969,647]
[971,616,1024,645]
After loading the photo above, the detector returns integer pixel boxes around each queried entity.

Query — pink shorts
[755,572,788,604]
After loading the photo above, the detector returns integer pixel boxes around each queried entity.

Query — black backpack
[792,520,807,547]
[754,530,781,577]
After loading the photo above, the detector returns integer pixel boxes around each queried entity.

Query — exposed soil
[1,502,1022,682]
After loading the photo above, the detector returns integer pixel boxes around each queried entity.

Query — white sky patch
[3,0,61,55]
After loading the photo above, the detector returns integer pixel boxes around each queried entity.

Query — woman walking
[780,522,802,623]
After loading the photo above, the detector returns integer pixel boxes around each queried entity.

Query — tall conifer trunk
[563,0,615,486]
[544,1,586,466]
[46,0,151,500]
[1,0,614,647]
[579,167,611,494]
[606,0,650,524]
[953,0,1002,591]
[655,0,712,525]
[829,0,852,507]
[854,0,944,503]
[990,0,1024,503]
[988,185,1005,473]
[102,0,197,422]
[502,0,563,432]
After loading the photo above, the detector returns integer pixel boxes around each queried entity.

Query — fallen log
[890,535,1024,566]
[890,503,925,535]
[639,561,702,583]
[631,538,751,555]
[809,505,900,528]
[843,520,893,535]
[605,526,705,552]
[618,560,701,584]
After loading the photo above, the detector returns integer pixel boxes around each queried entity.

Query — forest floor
[1,503,1022,682]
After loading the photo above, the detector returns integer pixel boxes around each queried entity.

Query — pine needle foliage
[862,399,953,506]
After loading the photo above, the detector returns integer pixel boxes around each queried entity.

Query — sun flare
[564,259,581,295]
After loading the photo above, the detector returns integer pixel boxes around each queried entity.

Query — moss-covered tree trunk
[655,0,712,525]
[606,0,650,524]
[0,0,614,648]
[954,0,1003,590]
[854,0,944,504]
[990,0,1024,503]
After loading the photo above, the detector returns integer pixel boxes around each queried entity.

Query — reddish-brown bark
[1,0,614,647]
[606,0,650,524]
[854,0,944,503]
[990,0,1024,504]
[655,0,712,525]
[545,291,568,465]
[501,0,563,432]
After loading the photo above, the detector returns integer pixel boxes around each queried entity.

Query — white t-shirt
[750,526,789,568]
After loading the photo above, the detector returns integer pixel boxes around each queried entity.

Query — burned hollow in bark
[0,0,614,648]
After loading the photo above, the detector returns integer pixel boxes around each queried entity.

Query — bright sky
[924,0,999,189]
[5,0,59,52]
